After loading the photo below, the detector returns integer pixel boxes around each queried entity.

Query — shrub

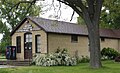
[79,56,90,63]
[101,47,120,60]
[115,56,120,62]
[32,49,77,66]
[74,50,80,64]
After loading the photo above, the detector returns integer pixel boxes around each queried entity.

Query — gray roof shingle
[10,16,120,39]
[29,17,88,35]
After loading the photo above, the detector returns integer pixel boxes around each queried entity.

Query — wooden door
[24,33,32,59]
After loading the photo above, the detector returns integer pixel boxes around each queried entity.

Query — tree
[77,17,85,25]
[0,20,10,53]
[0,0,41,53]
[0,22,11,53]
[78,0,120,29]
[0,0,41,29]
[57,0,103,68]
[100,0,120,29]
[1,0,103,68]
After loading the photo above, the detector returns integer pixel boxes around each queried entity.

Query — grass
[0,55,7,61]
[0,60,120,73]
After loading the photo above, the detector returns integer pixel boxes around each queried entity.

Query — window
[24,33,32,50]
[71,35,78,43]
[35,35,41,53]
[16,36,21,53]
[101,37,105,42]
[25,33,32,42]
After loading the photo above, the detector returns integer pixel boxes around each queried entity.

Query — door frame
[24,32,32,59]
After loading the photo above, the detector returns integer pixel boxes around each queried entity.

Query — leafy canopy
[101,0,120,29]
[0,0,41,53]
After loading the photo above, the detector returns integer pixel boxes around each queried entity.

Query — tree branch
[8,0,37,13]
[70,11,75,21]
[76,0,87,11]
[23,2,33,17]
[57,1,62,19]
[57,0,83,18]
[2,0,13,5]
[86,0,95,18]
[93,0,103,24]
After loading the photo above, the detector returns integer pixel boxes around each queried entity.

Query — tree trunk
[83,13,102,68]
[88,23,102,68]
[57,0,103,68]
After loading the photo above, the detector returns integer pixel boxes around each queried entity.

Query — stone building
[10,16,120,60]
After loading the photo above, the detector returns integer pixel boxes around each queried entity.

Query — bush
[115,56,120,62]
[79,56,90,63]
[74,50,80,64]
[101,47,120,60]
[32,49,77,66]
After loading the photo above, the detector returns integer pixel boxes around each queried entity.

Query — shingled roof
[10,16,120,39]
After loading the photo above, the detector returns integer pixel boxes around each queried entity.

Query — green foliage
[0,0,41,29]
[55,47,62,53]
[77,17,85,25]
[77,0,120,29]
[32,49,77,66]
[79,56,90,63]
[101,47,120,60]
[0,20,11,53]
[74,50,90,63]
[0,0,41,53]
[100,0,120,29]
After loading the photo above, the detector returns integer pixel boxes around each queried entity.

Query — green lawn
[0,60,120,73]
[0,55,6,61]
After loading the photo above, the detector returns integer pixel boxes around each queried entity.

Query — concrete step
[0,60,32,66]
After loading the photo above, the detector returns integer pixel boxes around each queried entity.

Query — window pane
[37,41,40,44]
[29,39,32,42]
[37,48,40,53]
[16,36,21,53]
[26,38,28,42]
[29,34,32,39]
[101,38,105,42]
[71,35,78,43]
[37,45,40,48]
[35,35,41,53]
[37,36,40,40]
[26,34,29,39]
[25,33,32,42]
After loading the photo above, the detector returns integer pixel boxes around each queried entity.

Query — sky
[39,0,79,23]
[0,0,79,40]
[0,34,3,41]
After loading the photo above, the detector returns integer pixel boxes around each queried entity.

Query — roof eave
[10,17,28,36]
[10,17,47,36]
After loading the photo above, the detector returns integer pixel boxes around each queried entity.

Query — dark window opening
[101,37,105,42]
[16,36,21,53]
[35,35,41,53]
[71,35,78,43]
